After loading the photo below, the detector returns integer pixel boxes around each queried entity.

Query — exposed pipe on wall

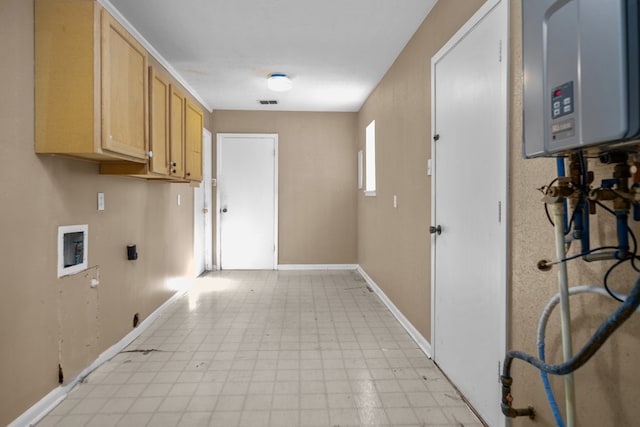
[550,201,576,427]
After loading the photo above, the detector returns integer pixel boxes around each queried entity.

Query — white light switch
[177,194,181,206]
[97,192,105,211]
[393,194,398,209]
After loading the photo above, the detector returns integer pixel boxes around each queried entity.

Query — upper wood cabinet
[185,100,204,182]
[100,67,202,182]
[101,66,173,178]
[35,0,148,163]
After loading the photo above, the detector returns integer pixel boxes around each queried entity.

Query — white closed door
[217,134,278,270]
[431,1,508,426]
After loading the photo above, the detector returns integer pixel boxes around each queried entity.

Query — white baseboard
[356,266,432,358]
[10,285,192,427]
[277,264,358,271]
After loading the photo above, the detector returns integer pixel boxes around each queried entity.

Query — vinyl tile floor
[37,270,484,427]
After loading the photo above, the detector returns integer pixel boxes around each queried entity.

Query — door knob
[222,208,228,213]
[202,208,209,214]
[430,225,442,235]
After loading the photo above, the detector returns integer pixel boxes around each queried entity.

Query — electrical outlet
[97,192,105,211]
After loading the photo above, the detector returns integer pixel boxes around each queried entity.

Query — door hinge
[433,134,440,142]
[498,201,502,223]
[498,40,503,62]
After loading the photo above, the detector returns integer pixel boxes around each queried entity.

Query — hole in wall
[133,313,139,328]
[537,259,553,272]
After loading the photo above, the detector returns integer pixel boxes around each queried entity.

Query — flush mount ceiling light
[267,73,292,92]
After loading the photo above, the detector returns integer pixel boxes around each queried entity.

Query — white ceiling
[106,0,438,112]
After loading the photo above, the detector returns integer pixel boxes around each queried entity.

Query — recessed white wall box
[58,224,88,277]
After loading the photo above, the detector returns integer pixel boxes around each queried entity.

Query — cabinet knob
[186,172,191,177]
[172,169,176,174]
[147,151,153,158]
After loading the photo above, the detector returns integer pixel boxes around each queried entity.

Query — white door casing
[193,128,213,275]
[203,129,213,271]
[430,1,509,426]
[216,133,278,270]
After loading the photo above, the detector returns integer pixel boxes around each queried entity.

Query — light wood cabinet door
[149,68,170,175]
[170,87,186,179]
[101,10,148,160]
[35,0,148,163]
[185,100,204,182]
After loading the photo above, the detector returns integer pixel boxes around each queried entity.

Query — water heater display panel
[551,82,574,120]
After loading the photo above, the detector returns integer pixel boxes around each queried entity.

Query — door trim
[430,0,509,423]
[216,133,279,270]
[194,128,213,274]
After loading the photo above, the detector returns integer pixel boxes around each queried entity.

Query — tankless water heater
[522,0,640,158]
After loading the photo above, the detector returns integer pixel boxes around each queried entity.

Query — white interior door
[431,1,508,426]
[194,128,213,275]
[217,133,278,270]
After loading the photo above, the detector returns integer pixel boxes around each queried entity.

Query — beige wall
[0,1,211,424]
[212,111,357,265]
[357,0,485,341]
